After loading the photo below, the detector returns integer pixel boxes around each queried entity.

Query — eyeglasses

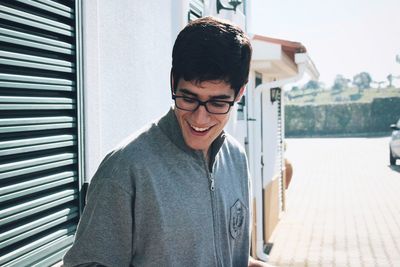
[172,95,235,114]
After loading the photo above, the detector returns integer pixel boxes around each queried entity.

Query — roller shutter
[188,0,204,22]
[0,0,83,266]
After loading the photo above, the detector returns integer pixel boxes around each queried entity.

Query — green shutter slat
[0,29,74,55]
[0,104,75,110]
[0,59,73,73]
[0,51,74,73]
[0,122,76,134]
[0,116,74,126]
[0,134,74,149]
[0,74,75,91]
[0,156,76,180]
[0,207,78,249]
[0,96,75,104]
[3,234,75,267]
[0,96,76,110]
[33,0,74,14]
[0,27,73,49]
[1,153,75,173]
[0,81,74,91]
[0,176,76,203]
[190,5,202,17]
[188,0,204,22]
[0,189,77,220]
[191,0,204,9]
[14,0,74,19]
[0,140,76,156]
[0,225,77,266]
[30,245,71,267]
[0,123,75,134]
[0,74,74,86]
[0,116,75,133]
[0,195,77,227]
[0,171,76,196]
[0,51,74,68]
[0,5,73,37]
[188,12,197,21]
[190,0,203,14]
[0,158,76,180]
[0,0,81,264]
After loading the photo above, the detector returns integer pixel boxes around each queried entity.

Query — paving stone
[268,137,400,266]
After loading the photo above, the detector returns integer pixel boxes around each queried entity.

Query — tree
[387,74,393,87]
[303,80,320,90]
[332,74,350,91]
[352,72,372,90]
[291,86,300,92]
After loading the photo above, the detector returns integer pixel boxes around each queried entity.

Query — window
[188,0,204,22]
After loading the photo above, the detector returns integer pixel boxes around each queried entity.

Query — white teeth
[191,124,210,132]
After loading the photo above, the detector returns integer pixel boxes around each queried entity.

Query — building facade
[0,0,318,265]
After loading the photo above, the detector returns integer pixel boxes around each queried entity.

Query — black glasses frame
[172,95,235,114]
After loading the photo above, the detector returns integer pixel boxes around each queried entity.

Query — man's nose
[192,104,210,124]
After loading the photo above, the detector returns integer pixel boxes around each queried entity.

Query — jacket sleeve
[63,170,134,267]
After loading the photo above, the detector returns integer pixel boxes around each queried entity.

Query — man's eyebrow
[209,95,232,100]
[178,88,233,100]
[178,88,197,97]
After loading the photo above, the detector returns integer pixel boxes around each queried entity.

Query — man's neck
[203,149,210,166]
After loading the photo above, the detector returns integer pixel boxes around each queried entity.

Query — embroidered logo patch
[229,199,246,239]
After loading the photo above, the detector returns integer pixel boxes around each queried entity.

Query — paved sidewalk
[268,137,400,267]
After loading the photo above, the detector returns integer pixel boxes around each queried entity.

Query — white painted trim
[82,0,102,179]
[251,52,319,261]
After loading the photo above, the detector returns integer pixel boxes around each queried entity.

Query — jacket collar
[158,107,226,166]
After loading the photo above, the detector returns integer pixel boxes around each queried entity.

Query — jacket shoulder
[90,121,166,190]
[223,132,247,157]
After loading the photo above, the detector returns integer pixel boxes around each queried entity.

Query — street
[268,137,400,267]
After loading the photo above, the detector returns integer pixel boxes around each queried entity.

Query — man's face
[174,79,243,155]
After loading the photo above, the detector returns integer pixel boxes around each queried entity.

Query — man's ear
[235,86,246,102]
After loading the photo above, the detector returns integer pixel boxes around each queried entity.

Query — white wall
[246,70,280,188]
[261,91,279,185]
[82,0,250,179]
[83,0,176,179]
[246,71,261,194]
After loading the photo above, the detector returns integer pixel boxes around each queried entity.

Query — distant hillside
[284,94,400,137]
[285,87,400,105]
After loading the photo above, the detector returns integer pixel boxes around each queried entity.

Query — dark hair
[171,16,252,95]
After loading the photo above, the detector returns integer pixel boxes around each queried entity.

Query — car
[390,118,400,165]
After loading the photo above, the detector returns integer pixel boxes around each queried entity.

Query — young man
[63,16,267,266]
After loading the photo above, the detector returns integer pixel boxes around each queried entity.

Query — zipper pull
[210,174,215,191]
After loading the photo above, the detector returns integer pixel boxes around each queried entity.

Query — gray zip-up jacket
[63,108,251,267]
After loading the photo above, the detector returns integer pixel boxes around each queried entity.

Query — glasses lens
[174,96,232,114]
[175,96,198,111]
[206,101,231,114]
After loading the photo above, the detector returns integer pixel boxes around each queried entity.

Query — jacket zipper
[203,157,222,267]
[209,171,215,191]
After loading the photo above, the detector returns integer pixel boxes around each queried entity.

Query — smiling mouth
[189,123,213,133]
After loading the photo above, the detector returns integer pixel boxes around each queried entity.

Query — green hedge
[285,97,400,136]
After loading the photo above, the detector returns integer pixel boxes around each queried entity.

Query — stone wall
[285,97,400,137]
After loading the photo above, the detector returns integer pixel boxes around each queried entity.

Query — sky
[249,0,400,87]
